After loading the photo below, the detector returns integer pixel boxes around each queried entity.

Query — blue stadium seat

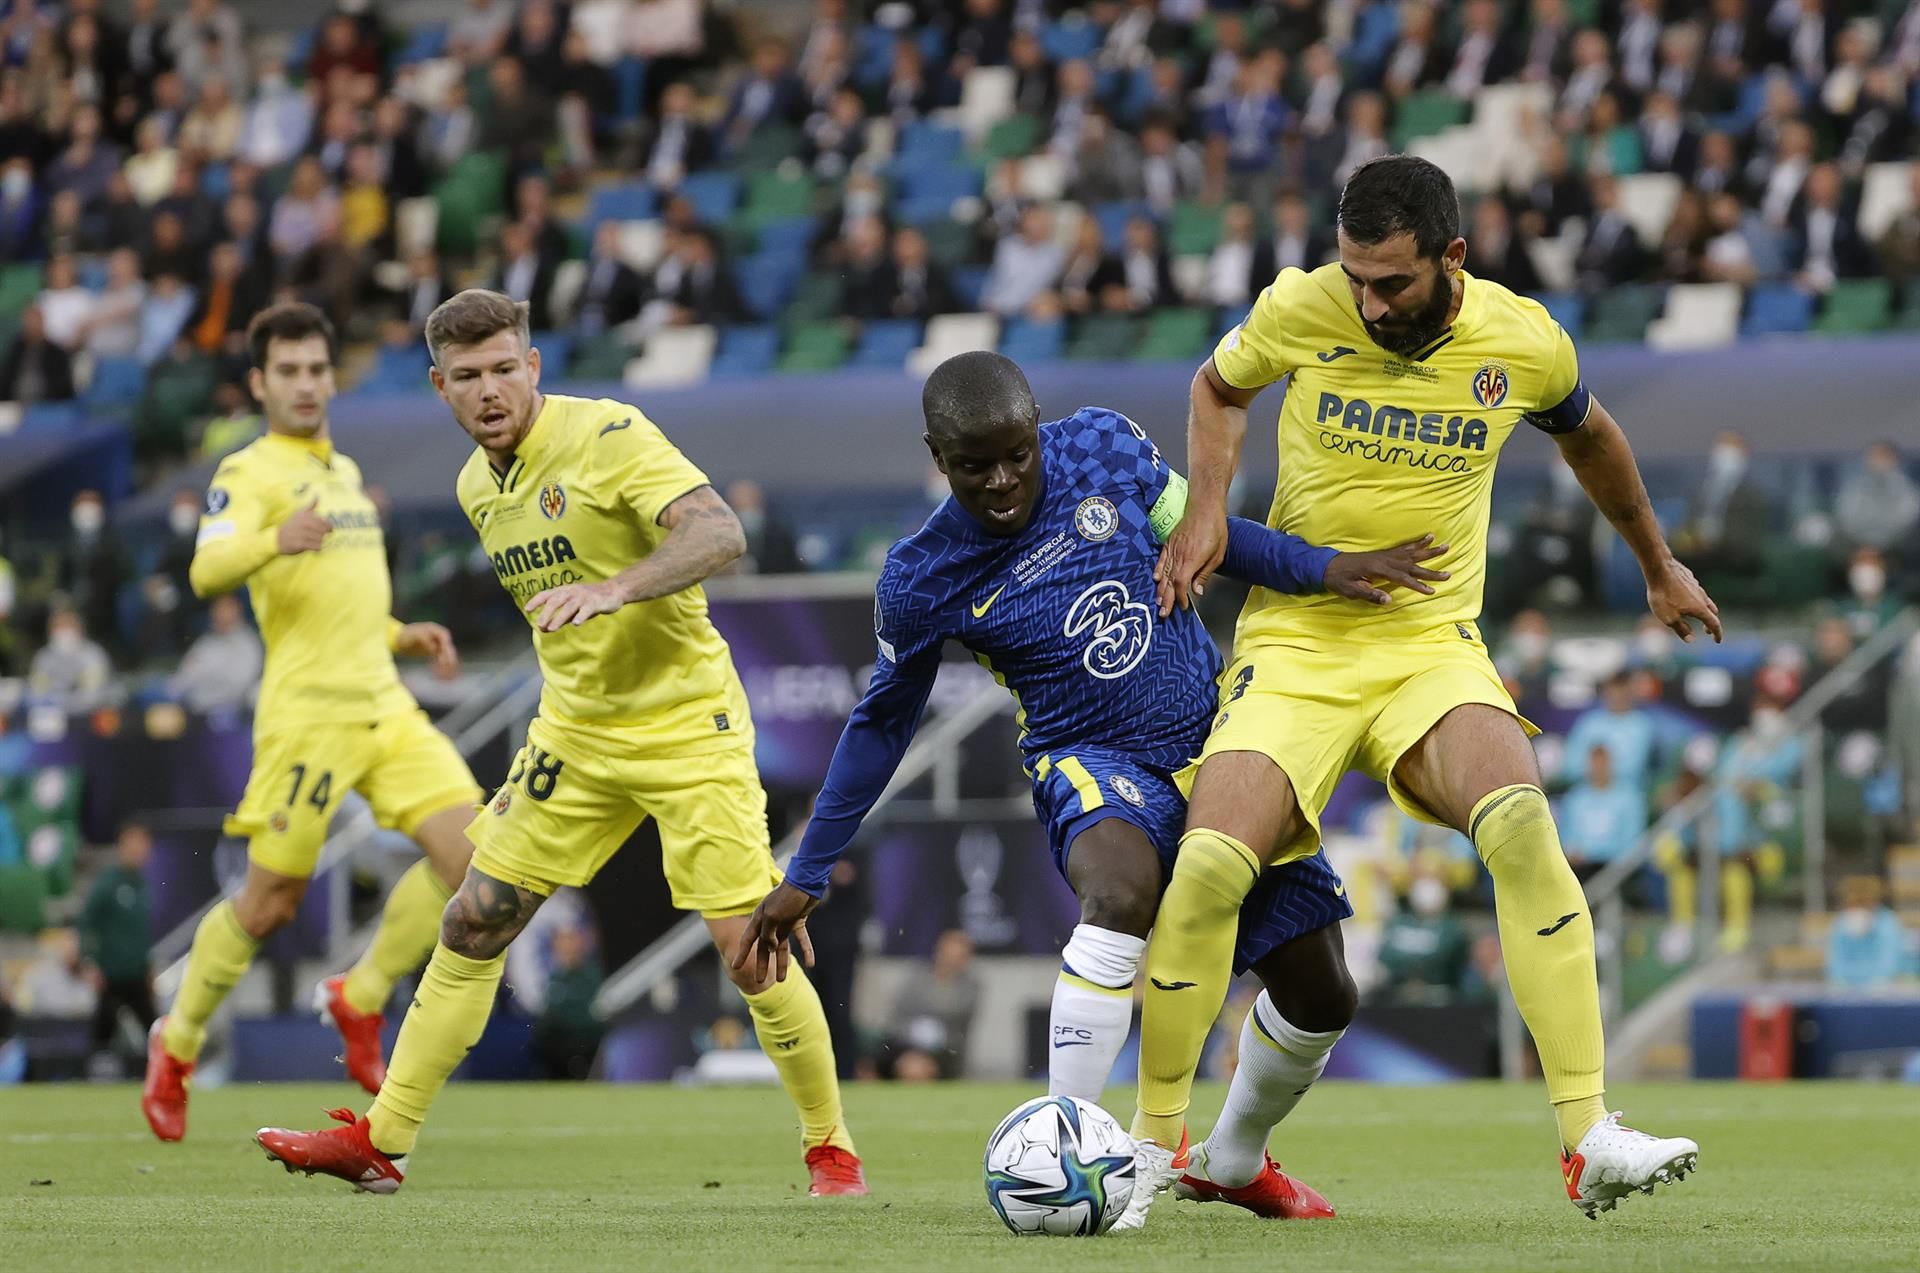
[530,332,572,374]
[895,123,966,162]
[892,163,982,205]
[85,358,146,409]
[895,193,966,225]
[854,26,896,88]
[752,216,818,258]
[78,257,109,292]
[1533,291,1587,338]
[951,265,991,311]
[1742,285,1814,336]
[849,320,922,369]
[679,172,741,224]
[587,183,657,226]
[999,318,1065,363]
[286,25,317,72]
[20,403,82,432]
[1092,201,1155,248]
[708,325,780,377]
[736,253,804,318]
[364,344,433,391]
[1041,19,1102,64]
[396,25,448,65]
[614,57,648,121]
[200,162,230,201]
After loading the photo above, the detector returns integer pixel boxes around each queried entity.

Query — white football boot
[1560,1111,1699,1218]
[1111,1128,1187,1233]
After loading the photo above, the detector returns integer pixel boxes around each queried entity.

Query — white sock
[1046,924,1146,1104]
[1201,992,1345,1187]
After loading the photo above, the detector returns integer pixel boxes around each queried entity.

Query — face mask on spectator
[72,502,105,536]
[1410,876,1449,918]
[50,628,81,654]
[170,503,199,537]
[1708,444,1746,482]
[1511,631,1549,664]
[1840,907,1873,938]
[1848,563,1884,600]
[1751,707,1785,739]
[1,169,28,201]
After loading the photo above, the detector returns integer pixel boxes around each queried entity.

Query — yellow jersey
[191,432,416,729]
[455,393,750,754]
[1212,264,1589,644]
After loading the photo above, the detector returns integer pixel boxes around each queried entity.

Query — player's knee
[439,903,514,961]
[1077,881,1157,939]
[1281,966,1358,1034]
[234,878,305,938]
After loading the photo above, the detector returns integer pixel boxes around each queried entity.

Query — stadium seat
[0,863,47,932]
[957,65,1015,142]
[1615,173,1684,246]
[918,219,976,268]
[999,316,1066,363]
[85,357,147,409]
[1168,202,1224,256]
[531,331,573,374]
[1041,17,1101,64]
[1814,279,1894,334]
[752,216,819,259]
[396,24,448,65]
[784,274,847,325]
[1532,291,1588,338]
[1390,89,1468,149]
[1066,314,1140,361]
[573,331,639,380]
[20,403,82,432]
[1646,283,1741,351]
[1741,285,1815,337]
[363,344,433,391]
[736,252,804,318]
[849,320,923,369]
[1136,308,1214,361]
[1170,254,1207,301]
[895,122,966,163]
[624,325,716,388]
[981,115,1041,161]
[394,197,439,257]
[908,313,1000,376]
[547,259,587,322]
[730,126,806,172]
[950,265,991,310]
[587,182,658,227]
[1584,284,1665,344]
[0,263,42,318]
[615,220,666,270]
[679,172,742,225]
[892,163,983,207]
[1014,152,1068,201]
[612,56,647,121]
[744,171,815,222]
[1092,201,1155,248]
[778,322,852,373]
[709,325,781,377]
[1857,161,1913,242]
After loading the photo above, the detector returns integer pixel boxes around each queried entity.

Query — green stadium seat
[1066,314,1139,361]
[1816,279,1893,334]
[138,355,219,456]
[0,263,42,319]
[1391,90,1469,149]
[569,333,634,380]
[919,219,976,268]
[784,274,846,324]
[745,171,815,221]
[1168,202,1224,257]
[0,864,48,933]
[777,321,851,373]
[980,115,1041,161]
[1136,307,1214,361]
[731,126,806,171]
[1584,285,1665,344]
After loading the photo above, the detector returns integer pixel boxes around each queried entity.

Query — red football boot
[1173,1153,1337,1219]
[805,1144,869,1197]
[314,975,387,1094]
[256,1108,407,1194]
[140,1018,192,1143]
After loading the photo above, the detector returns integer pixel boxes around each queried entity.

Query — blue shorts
[1030,747,1353,975]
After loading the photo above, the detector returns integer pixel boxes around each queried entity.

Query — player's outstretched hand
[729,882,822,985]
[1155,510,1229,617]
[275,500,330,556]
[1647,558,1723,643]
[524,580,626,632]
[394,621,461,678]
[1324,535,1452,606]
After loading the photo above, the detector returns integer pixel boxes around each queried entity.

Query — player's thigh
[468,729,642,896]
[1034,752,1174,936]
[228,723,376,881]
[358,708,484,844]
[1364,644,1542,835]
[640,744,783,919]
[1196,644,1364,864]
[1062,817,1163,938]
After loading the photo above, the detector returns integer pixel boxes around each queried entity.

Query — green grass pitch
[3,1080,1914,1271]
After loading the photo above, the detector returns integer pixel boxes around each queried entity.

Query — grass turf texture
[3,1080,1914,1271]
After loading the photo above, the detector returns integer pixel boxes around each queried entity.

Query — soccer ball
[983,1096,1136,1236]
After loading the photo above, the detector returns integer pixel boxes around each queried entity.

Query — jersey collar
[486,394,553,490]
[263,430,334,465]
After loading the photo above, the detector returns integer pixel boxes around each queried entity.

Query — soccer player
[733,350,1449,1218]
[254,290,863,1197]
[143,303,483,1141]
[1123,155,1716,1226]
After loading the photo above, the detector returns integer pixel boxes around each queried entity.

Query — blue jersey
[786,407,1335,896]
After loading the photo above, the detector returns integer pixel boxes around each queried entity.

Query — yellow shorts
[467,714,781,914]
[1201,627,1537,862]
[230,708,483,879]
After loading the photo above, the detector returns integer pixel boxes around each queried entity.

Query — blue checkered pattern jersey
[783,405,1341,896]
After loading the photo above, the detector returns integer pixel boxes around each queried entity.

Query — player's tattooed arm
[441,869,545,960]
[522,485,747,630]
[1554,398,1723,644]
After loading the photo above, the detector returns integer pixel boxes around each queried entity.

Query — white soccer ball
[983,1095,1136,1236]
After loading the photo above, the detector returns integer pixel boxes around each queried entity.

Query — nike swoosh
[1333,882,1346,898]
[1317,346,1358,362]
[970,584,1006,618]
[1537,912,1579,937]
[1053,1040,1094,1048]
[599,417,632,437]
[1150,978,1198,991]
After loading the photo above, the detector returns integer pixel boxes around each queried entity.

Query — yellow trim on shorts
[1059,971,1132,997]
[1056,755,1105,814]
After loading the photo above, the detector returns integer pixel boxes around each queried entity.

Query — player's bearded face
[433,330,543,454]
[1339,232,1462,357]
[931,418,1042,537]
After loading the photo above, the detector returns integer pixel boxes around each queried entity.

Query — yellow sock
[367,943,504,1156]
[1655,834,1697,927]
[743,965,854,1153]
[161,899,259,1064]
[342,861,455,1016]
[1131,828,1261,1148]
[1469,785,1606,1152]
[1721,858,1753,949]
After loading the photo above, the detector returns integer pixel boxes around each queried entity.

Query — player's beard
[1361,271,1456,356]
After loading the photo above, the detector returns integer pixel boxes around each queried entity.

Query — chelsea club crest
[1075,496,1118,542]
[1109,775,1146,808]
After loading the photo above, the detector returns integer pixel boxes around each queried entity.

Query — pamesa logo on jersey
[538,480,567,520]
[1109,775,1146,808]
[1074,496,1119,542]
[1472,362,1510,408]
